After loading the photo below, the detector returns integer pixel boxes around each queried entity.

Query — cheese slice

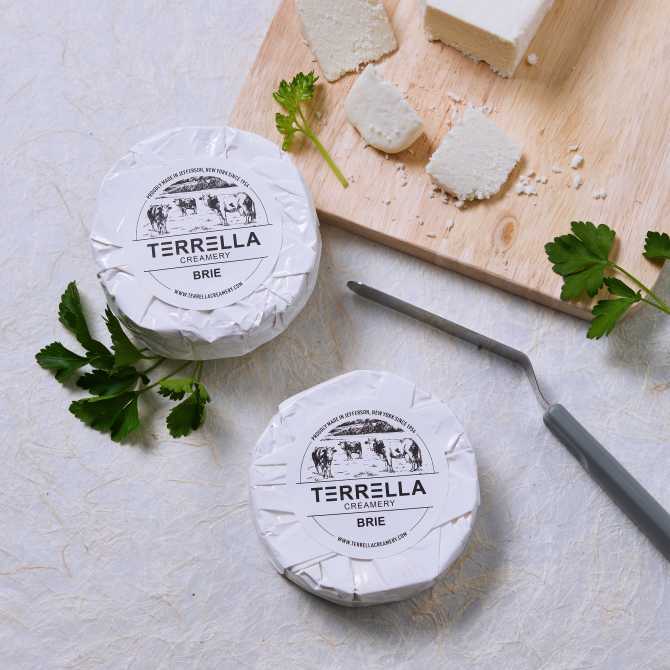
[423,0,554,77]
[426,108,521,200]
[345,65,424,154]
[90,126,321,360]
[296,0,397,82]
[250,370,480,606]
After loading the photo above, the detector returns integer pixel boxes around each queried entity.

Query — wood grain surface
[231,0,670,319]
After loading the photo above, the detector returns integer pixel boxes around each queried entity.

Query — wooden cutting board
[230,0,670,319]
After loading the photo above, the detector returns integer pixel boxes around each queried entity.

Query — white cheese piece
[515,175,538,196]
[570,153,584,169]
[90,126,321,360]
[345,65,424,154]
[593,188,608,200]
[423,0,554,77]
[296,0,397,82]
[249,370,479,606]
[426,108,521,200]
[572,173,583,190]
[527,52,540,65]
[551,165,563,174]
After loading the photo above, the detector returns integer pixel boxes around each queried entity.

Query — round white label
[287,405,449,559]
[125,161,283,310]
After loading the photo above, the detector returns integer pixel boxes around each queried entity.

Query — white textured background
[1,2,669,668]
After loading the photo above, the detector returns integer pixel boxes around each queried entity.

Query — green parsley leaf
[545,221,616,300]
[58,282,114,370]
[587,279,642,339]
[104,307,144,368]
[35,342,88,382]
[77,367,142,396]
[158,377,196,401]
[165,382,211,438]
[273,71,348,188]
[275,112,298,151]
[288,70,318,103]
[603,277,640,300]
[69,392,141,442]
[643,231,670,261]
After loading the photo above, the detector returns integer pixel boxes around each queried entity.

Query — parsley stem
[140,361,191,394]
[142,358,165,376]
[139,347,162,360]
[193,361,203,382]
[640,297,669,312]
[300,123,349,188]
[612,264,670,313]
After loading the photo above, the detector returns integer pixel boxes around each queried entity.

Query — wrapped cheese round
[249,370,479,606]
[90,126,321,360]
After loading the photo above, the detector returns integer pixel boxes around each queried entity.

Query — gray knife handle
[544,404,670,561]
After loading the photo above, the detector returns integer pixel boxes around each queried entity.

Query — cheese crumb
[515,174,538,196]
[592,189,608,200]
[551,165,563,174]
[568,143,580,152]
[570,154,584,169]
[572,174,583,190]
[527,53,540,66]
[448,91,464,103]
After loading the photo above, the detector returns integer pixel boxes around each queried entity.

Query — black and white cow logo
[312,446,337,479]
[175,198,197,216]
[339,441,363,460]
[146,204,171,235]
[365,437,422,473]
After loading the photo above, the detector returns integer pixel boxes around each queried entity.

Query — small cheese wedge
[345,65,424,154]
[426,108,521,200]
[296,0,397,82]
[423,0,554,77]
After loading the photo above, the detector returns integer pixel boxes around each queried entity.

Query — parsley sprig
[546,223,670,338]
[273,71,349,188]
[36,282,211,442]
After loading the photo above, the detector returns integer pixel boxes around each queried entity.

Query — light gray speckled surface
[1,2,669,668]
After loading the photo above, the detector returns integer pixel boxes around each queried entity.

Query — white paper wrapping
[250,370,480,606]
[90,126,321,360]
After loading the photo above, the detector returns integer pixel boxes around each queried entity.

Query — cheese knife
[347,281,670,562]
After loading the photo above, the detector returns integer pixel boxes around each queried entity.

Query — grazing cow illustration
[366,438,414,473]
[401,438,423,472]
[217,193,254,224]
[368,438,386,461]
[312,446,337,479]
[237,193,256,224]
[206,194,227,224]
[367,438,393,472]
[175,198,197,216]
[339,441,362,460]
[146,204,171,235]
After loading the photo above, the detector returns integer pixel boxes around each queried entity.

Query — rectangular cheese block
[423,0,554,77]
[296,0,398,82]
[426,108,521,200]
